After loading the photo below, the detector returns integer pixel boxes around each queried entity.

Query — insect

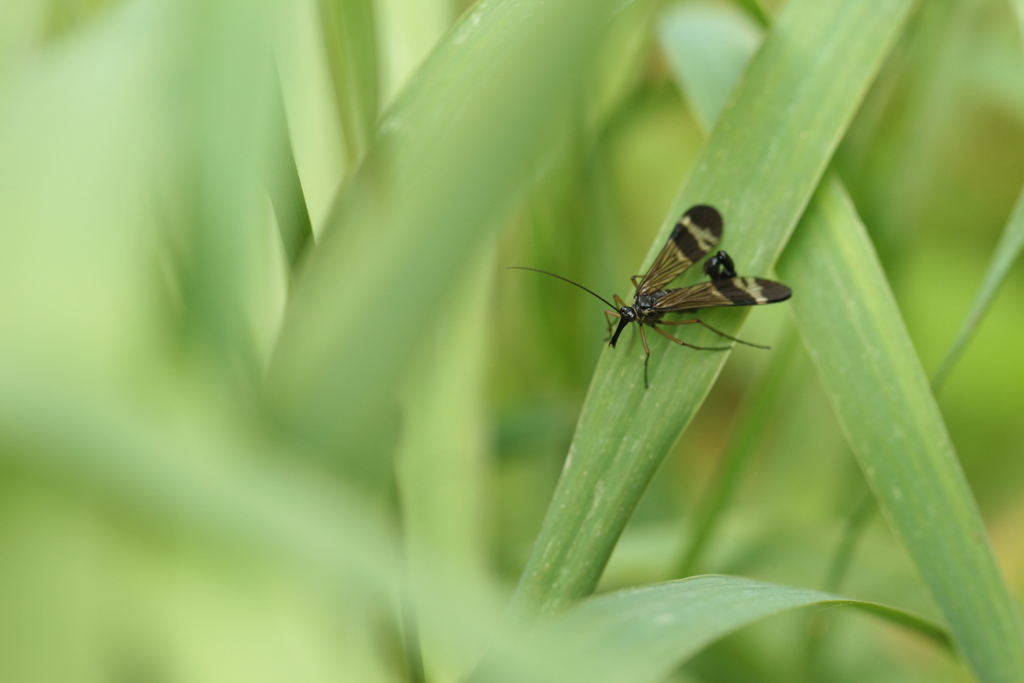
[510,205,792,388]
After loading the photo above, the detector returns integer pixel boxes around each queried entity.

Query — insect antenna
[507,266,617,310]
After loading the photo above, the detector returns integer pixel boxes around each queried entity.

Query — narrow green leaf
[776,175,1024,683]
[478,576,949,683]
[269,78,315,273]
[508,0,917,622]
[317,0,379,168]
[170,0,276,383]
[397,246,496,683]
[731,0,772,27]
[675,329,800,577]
[820,490,876,594]
[932,184,1024,389]
[375,0,453,104]
[266,0,629,481]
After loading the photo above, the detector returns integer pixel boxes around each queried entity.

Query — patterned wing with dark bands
[651,277,792,311]
[636,205,723,295]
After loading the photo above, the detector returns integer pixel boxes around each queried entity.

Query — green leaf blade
[932,183,1024,389]
[777,174,1024,683]
[481,576,949,683]
[318,0,380,168]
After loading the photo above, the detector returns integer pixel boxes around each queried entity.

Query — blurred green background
[1,0,1023,681]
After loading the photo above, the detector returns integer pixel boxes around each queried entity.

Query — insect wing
[651,277,792,311]
[636,205,723,295]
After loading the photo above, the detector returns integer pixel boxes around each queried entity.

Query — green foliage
[508,0,919,620]
[1,0,1024,681]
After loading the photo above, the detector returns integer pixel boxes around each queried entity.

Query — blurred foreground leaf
[267,0,630,483]
[317,0,379,168]
[397,246,497,682]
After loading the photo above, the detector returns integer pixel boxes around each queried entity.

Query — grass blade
[776,174,1024,682]
[674,329,800,577]
[397,247,497,682]
[932,184,1024,389]
[375,0,453,104]
[317,0,379,168]
[507,0,918,622]
[269,77,315,273]
[478,576,949,683]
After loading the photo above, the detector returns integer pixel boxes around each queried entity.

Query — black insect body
[511,205,792,388]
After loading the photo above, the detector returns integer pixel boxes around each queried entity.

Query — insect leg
[651,324,731,351]
[604,310,621,340]
[657,319,769,349]
[638,324,652,389]
[613,294,627,307]
[630,275,643,290]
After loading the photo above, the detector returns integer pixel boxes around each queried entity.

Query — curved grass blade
[269,76,314,273]
[507,0,918,624]
[776,175,1024,683]
[931,184,1024,389]
[477,576,949,683]
[317,0,379,169]
[931,0,1024,390]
